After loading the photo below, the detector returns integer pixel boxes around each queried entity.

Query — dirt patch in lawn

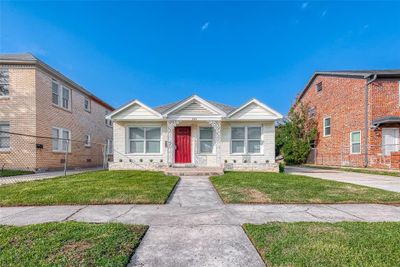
[240,188,271,203]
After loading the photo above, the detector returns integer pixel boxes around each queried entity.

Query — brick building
[297,70,400,169]
[0,54,114,171]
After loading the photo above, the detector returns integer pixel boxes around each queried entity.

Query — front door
[175,127,191,163]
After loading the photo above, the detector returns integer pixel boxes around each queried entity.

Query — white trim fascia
[167,115,223,121]
[162,95,227,117]
[106,99,163,120]
[228,98,283,119]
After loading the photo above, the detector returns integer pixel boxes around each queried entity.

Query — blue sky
[1,1,399,114]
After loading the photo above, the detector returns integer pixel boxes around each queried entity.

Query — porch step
[164,167,224,176]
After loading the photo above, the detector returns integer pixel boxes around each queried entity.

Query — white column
[208,120,222,167]
[167,120,180,166]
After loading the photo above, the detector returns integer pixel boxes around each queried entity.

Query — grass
[210,171,400,204]
[303,164,400,177]
[0,222,147,266]
[0,169,34,177]
[0,170,179,206]
[244,222,400,267]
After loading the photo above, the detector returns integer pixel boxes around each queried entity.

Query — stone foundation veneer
[109,161,278,172]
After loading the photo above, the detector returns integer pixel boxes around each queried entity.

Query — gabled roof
[228,98,283,119]
[109,95,282,121]
[0,53,114,110]
[297,69,400,101]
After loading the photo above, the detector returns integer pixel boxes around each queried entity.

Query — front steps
[164,167,224,176]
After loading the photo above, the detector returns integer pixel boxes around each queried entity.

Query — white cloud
[201,22,209,31]
[321,10,327,17]
[301,2,309,9]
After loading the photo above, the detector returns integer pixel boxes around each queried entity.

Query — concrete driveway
[286,166,400,193]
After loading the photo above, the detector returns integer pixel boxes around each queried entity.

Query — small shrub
[233,160,236,163]
[279,163,285,173]
[224,159,228,163]
[243,159,247,163]
[160,159,163,163]
[139,159,143,163]
[119,159,123,162]
[150,159,153,163]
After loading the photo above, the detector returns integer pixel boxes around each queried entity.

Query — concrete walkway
[0,168,102,186]
[1,176,400,266]
[286,166,400,193]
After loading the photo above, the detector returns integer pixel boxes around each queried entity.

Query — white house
[106,95,283,172]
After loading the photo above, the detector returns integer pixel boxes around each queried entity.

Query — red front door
[175,127,191,163]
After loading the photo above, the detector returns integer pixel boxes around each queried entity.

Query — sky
[1,1,400,114]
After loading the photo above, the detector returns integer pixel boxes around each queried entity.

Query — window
[52,80,59,105]
[231,126,262,154]
[128,127,161,154]
[308,107,316,118]
[84,134,91,147]
[106,139,113,155]
[52,127,71,152]
[0,68,9,97]
[350,131,361,154]
[323,117,331,137]
[52,81,71,110]
[84,97,91,112]
[199,127,213,153]
[316,82,323,92]
[105,110,112,127]
[0,122,10,150]
[247,127,262,153]
[62,87,70,109]
[382,128,400,156]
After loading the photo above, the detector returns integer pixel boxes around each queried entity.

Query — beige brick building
[0,54,114,171]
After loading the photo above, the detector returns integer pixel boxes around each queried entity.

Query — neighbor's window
[52,81,71,110]
[128,127,161,154]
[62,86,71,109]
[0,122,10,150]
[308,107,316,118]
[382,128,400,156]
[84,134,91,147]
[52,127,71,152]
[316,82,323,92]
[105,110,112,127]
[106,139,113,155]
[0,68,10,97]
[84,97,91,112]
[323,117,331,136]
[200,127,213,153]
[52,80,60,105]
[231,126,262,154]
[350,131,361,154]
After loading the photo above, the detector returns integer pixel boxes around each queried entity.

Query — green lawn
[244,222,400,267]
[210,172,400,204]
[0,222,147,266]
[0,169,34,177]
[303,164,400,177]
[0,170,179,206]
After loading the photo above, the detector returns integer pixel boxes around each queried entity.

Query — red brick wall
[299,75,366,167]
[299,76,400,169]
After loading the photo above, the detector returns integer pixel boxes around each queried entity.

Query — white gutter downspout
[364,74,378,167]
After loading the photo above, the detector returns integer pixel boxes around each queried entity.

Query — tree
[276,102,317,165]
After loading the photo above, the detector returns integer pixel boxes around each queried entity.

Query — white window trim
[198,127,215,154]
[0,121,11,152]
[350,131,361,154]
[126,126,162,155]
[52,80,72,111]
[52,127,71,153]
[230,125,263,155]
[323,117,331,137]
[84,134,91,147]
[84,97,91,112]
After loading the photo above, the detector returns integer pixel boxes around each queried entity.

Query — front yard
[210,172,400,204]
[0,222,147,266]
[0,170,179,206]
[244,222,400,266]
